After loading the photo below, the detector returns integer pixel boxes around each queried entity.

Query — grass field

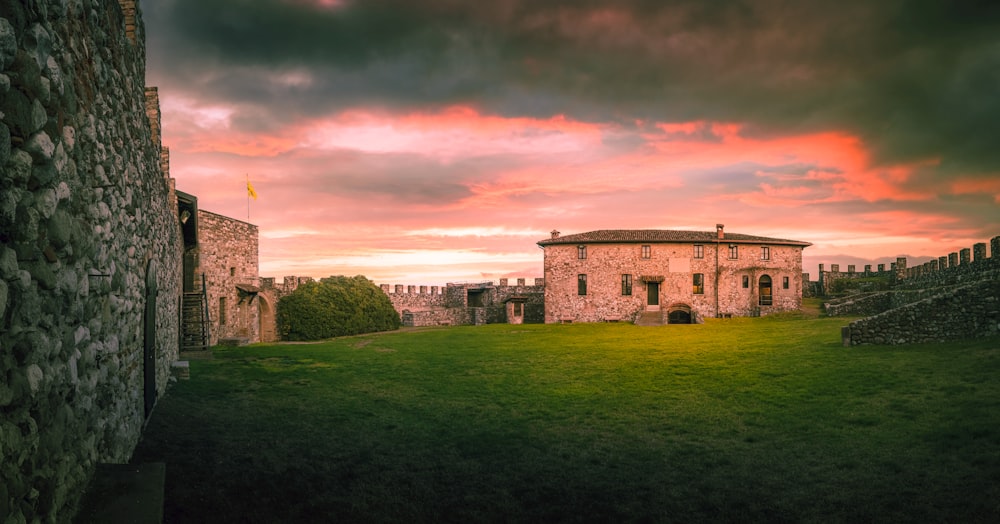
[133,311,1000,523]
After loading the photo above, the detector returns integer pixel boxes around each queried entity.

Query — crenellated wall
[825,235,1000,345]
[813,236,1000,298]
[1,1,182,521]
[380,279,545,326]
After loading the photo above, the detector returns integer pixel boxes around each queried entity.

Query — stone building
[537,225,811,324]
[1,1,183,521]
[177,205,262,347]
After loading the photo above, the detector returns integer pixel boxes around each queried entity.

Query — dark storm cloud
[145,0,1000,176]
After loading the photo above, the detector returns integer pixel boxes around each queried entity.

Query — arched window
[759,275,773,306]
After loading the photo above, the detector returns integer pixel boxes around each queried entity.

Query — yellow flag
[247,180,258,200]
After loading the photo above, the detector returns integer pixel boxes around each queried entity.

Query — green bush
[276,275,401,341]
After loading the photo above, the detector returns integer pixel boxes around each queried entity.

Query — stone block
[170,361,189,380]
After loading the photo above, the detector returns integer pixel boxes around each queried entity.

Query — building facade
[538,225,811,324]
[176,198,263,348]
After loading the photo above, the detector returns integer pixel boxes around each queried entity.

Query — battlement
[257,276,314,298]
[811,235,999,295]
[378,278,545,295]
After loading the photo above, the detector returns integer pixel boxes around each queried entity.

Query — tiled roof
[537,229,811,247]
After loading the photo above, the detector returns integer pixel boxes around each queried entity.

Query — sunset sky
[143,0,1000,286]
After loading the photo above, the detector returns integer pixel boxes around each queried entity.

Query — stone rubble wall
[1,1,181,522]
[823,287,954,318]
[830,235,1000,345]
[846,275,1000,345]
[822,292,891,317]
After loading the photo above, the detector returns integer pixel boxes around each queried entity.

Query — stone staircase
[634,310,665,326]
[181,292,209,351]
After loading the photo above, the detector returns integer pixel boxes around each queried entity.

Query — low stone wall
[824,292,891,317]
[402,308,462,327]
[845,276,1000,345]
[824,287,960,317]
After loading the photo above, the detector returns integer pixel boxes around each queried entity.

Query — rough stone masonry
[1,1,182,522]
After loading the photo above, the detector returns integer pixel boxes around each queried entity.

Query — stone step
[634,311,664,326]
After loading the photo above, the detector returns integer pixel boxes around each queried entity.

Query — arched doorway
[666,303,693,324]
[759,275,773,306]
[143,261,158,418]
[258,293,276,342]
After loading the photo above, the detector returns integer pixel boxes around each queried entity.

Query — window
[728,245,739,259]
[759,275,773,306]
[761,247,770,260]
[742,275,749,288]
[578,274,587,295]
[230,267,236,276]
[641,245,651,259]
[693,273,704,295]
[577,245,587,259]
[693,244,704,259]
[622,274,633,296]
[219,297,227,326]
[783,276,790,289]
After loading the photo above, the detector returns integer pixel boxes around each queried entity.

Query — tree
[276,276,400,341]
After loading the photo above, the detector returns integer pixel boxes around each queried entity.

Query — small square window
[641,245,651,259]
[693,245,704,259]
[230,267,236,276]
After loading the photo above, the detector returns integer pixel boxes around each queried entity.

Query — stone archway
[759,275,773,306]
[258,292,277,343]
[666,303,693,324]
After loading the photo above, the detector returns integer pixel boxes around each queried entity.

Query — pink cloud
[162,104,997,284]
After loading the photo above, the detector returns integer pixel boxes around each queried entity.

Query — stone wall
[381,279,545,326]
[259,276,312,342]
[812,236,1000,297]
[845,275,1000,345]
[825,235,1000,345]
[0,1,181,521]
[196,209,259,345]
[816,262,898,296]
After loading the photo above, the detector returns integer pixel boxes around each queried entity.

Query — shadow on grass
[132,321,1000,523]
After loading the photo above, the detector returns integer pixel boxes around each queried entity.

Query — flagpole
[246,174,250,221]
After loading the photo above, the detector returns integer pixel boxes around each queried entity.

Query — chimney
[716,224,725,240]
[551,230,560,239]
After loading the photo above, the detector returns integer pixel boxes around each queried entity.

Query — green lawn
[133,314,1000,523]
